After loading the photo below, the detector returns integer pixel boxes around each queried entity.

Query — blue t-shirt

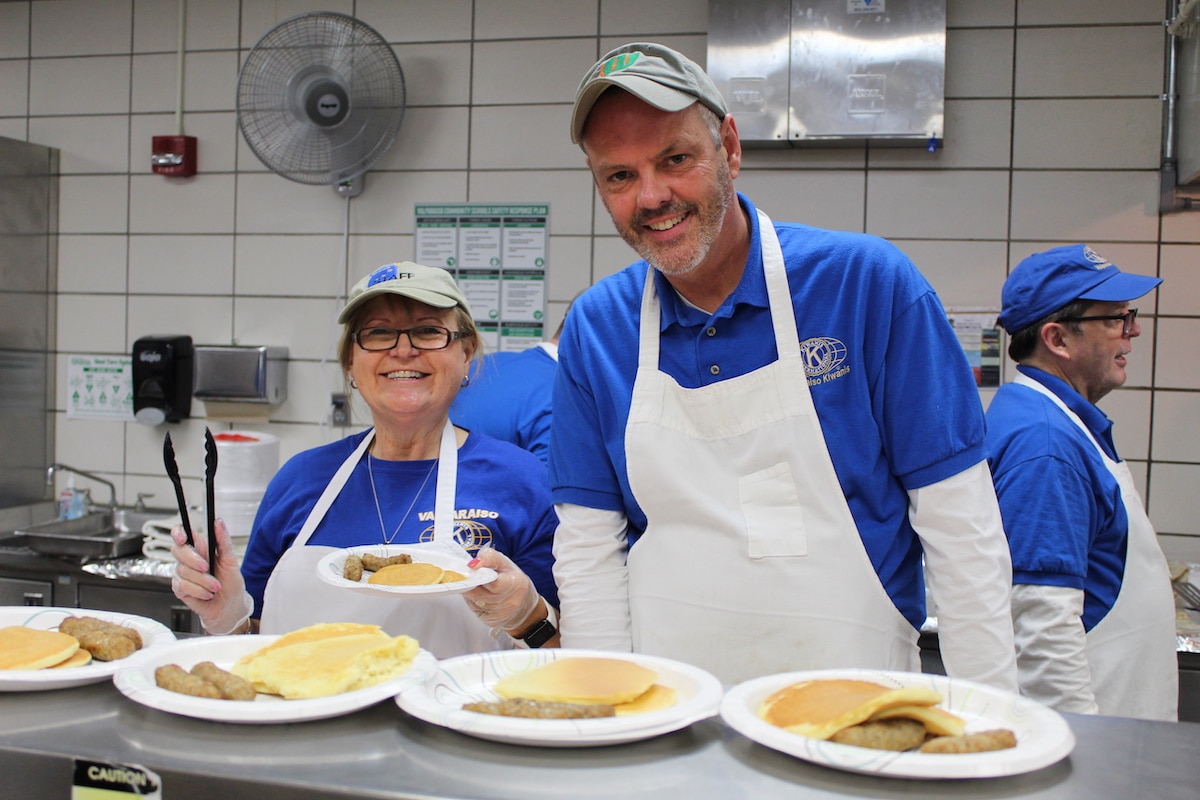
[549,194,986,628]
[451,346,556,466]
[241,430,559,618]
[985,366,1127,630]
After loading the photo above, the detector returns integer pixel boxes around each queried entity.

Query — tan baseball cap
[338,262,471,324]
[571,42,727,144]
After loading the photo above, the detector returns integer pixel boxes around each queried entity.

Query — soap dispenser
[132,335,194,425]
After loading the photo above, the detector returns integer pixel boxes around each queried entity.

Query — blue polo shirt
[985,366,1127,630]
[451,345,556,466]
[241,430,559,619]
[549,194,986,628]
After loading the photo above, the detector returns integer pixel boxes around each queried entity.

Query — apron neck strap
[637,208,799,366]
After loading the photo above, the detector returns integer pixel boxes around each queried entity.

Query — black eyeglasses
[353,325,467,351]
[1058,308,1138,336]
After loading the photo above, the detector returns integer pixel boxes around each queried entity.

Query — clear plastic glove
[169,517,253,635]
[463,546,540,632]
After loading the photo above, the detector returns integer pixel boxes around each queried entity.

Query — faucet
[45,463,118,511]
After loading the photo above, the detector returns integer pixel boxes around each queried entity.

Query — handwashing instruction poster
[415,203,548,352]
[66,355,135,420]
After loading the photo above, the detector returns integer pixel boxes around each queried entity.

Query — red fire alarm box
[151,135,197,177]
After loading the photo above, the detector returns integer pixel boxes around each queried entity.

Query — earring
[349,378,358,389]
[460,374,471,388]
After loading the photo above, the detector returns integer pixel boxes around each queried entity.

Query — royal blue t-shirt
[241,430,559,618]
[451,346,556,466]
[549,194,986,628]
[985,366,1127,630]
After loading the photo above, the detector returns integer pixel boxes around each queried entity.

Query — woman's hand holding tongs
[170,517,253,635]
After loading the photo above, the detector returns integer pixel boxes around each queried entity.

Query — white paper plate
[720,668,1075,779]
[113,634,437,724]
[0,606,176,692]
[315,544,497,597]
[396,648,724,747]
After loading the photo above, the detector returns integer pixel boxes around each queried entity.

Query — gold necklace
[366,452,437,545]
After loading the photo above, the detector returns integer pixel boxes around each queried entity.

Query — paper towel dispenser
[193,345,288,404]
[707,0,946,146]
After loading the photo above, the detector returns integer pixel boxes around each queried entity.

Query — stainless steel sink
[12,506,177,559]
[0,502,59,536]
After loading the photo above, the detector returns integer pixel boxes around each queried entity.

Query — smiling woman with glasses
[353,325,470,351]
[168,261,561,658]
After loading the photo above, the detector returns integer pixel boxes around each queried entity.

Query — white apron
[259,421,504,658]
[1014,373,1177,720]
[623,210,918,685]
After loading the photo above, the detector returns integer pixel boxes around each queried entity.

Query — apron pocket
[740,462,807,558]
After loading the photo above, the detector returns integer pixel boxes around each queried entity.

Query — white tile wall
[1151,391,1200,462]
[128,234,234,294]
[31,0,132,58]
[0,0,1195,543]
[1155,318,1200,390]
[28,115,131,173]
[0,4,30,59]
[0,61,29,117]
[1012,99,1162,170]
[58,234,128,294]
[1009,171,1162,242]
[29,56,131,116]
[1014,26,1163,97]
[474,0,598,39]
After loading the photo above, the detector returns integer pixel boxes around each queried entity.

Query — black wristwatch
[516,604,558,649]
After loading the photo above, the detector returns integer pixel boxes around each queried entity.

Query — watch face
[521,619,556,649]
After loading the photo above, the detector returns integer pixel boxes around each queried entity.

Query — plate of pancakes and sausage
[395,648,724,747]
[0,606,176,692]
[719,668,1075,779]
[316,544,498,597]
[113,622,438,724]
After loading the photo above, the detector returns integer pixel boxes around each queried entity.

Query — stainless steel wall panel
[0,137,58,507]
[708,0,793,145]
[708,0,946,146]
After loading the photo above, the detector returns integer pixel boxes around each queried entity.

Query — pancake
[0,626,81,670]
[494,657,658,706]
[48,649,93,669]
[367,562,445,586]
[235,622,384,669]
[612,683,677,716]
[438,570,466,584]
[232,632,419,699]
[870,703,966,736]
[758,679,943,739]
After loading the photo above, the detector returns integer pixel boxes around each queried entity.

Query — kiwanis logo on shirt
[800,337,850,386]
[416,509,497,553]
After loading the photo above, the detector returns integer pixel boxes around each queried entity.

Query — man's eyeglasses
[353,325,467,351]
[1058,308,1138,336]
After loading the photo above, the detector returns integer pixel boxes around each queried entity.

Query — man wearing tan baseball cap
[548,42,1019,690]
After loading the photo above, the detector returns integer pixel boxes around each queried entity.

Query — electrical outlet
[331,393,349,427]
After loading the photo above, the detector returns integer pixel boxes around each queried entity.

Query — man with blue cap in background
[988,244,1177,720]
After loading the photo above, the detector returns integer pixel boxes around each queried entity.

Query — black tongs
[162,428,219,575]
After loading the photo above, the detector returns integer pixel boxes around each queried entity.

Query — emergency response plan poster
[415,204,548,353]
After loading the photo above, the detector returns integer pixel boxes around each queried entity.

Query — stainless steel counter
[2,681,1197,800]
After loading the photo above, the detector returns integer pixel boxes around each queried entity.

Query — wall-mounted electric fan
[236,12,405,195]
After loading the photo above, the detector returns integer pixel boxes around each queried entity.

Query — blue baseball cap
[997,244,1162,334]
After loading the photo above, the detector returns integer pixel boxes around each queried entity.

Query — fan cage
[237,12,405,185]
